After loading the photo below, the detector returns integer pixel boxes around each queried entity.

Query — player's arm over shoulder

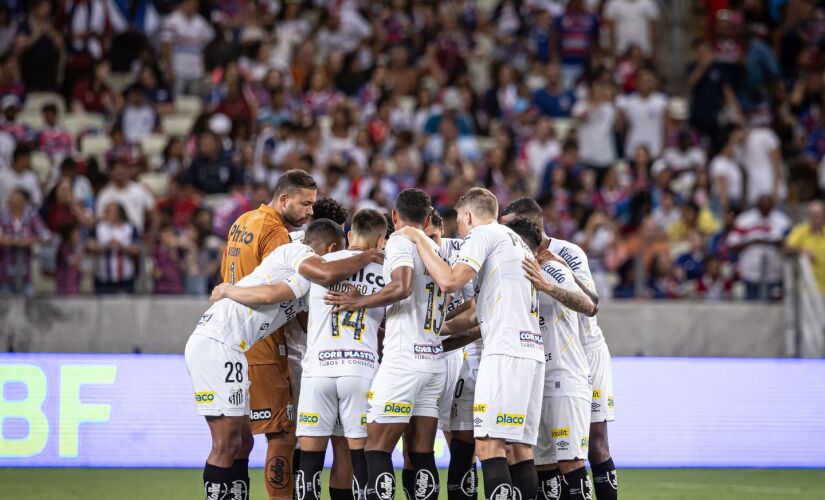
[210,275,307,306]
[539,261,597,317]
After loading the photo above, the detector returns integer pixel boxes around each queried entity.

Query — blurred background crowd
[1,0,824,301]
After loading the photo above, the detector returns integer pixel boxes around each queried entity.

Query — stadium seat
[23,92,65,116]
[63,113,106,137]
[174,95,203,117]
[162,114,195,137]
[554,118,573,140]
[80,135,113,164]
[140,133,168,170]
[30,151,52,183]
[139,171,170,197]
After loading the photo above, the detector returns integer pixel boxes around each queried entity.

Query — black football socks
[447,439,477,500]
[204,462,238,500]
[231,459,250,500]
[590,459,617,500]
[350,448,368,500]
[402,468,415,500]
[409,452,440,500]
[537,469,562,500]
[480,457,513,500]
[561,467,592,500]
[298,450,325,500]
[365,450,395,500]
[510,459,538,500]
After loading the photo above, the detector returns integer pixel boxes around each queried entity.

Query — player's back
[548,238,606,350]
[457,223,543,362]
[221,204,289,285]
[197,243,312,352]
[382,234,448,372]
[303,249,385,378]
[537,260,590,398]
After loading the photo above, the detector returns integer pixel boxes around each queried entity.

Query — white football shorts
[438,350,464,431]
[185,332,250,417]
[367,363,446,423]
[586,343,615,423]
[449,351,480,432]
[534,395,591,464]
[473,354,544,445]
[296,376,372,438]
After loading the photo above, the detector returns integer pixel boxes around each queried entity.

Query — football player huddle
[184,170,617,500]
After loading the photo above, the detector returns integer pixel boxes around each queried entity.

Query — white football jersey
[548,238,606,351]
[381,235,448,372]
[194,242,313,351]
[456,223,544,362]
[440,237,481,358]
[303,249,385,378]
[537,260,591,399]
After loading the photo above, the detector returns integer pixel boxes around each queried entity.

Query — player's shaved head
[351,208,388,241]
[273,169,317,196]
[303,218,345,254]
[506,217,542,252]
[312,197,348,226]
[394,188,432,225]
[501,197,543,226]
[456,187,498,219]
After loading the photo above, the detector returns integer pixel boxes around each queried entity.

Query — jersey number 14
[331,309,367,341]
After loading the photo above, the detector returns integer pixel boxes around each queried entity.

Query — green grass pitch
[2,468,824,499]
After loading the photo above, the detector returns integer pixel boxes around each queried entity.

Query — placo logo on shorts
[367,391,374,401]
[581,436,589,449]
[592,389,602,399]
[383,401,412,415]
[519,331,543,347]
[473,404,487,413]
[195,391,215,404]
[495,413,525,426]
[250,408,272,421]
[607,396,615,409]
[299,412,320,425]
[360,413,367,426]
[551,427,570,439]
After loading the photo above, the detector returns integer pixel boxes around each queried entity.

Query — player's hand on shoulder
[522,257,553,293]
[366,247,385,265]
[394,226,423,242]
[324,284,364,312]
[537,249,565,267]
[209,283,231,304]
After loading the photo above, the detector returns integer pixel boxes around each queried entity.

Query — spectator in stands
[552,0,600,89]
[728,195,791,300]
[647,251,682,299]
[653,128,706,200]
[137,63,174,114]
[71,59,120,116]
[540,139,583,198]
[695,255,734,301]
[0,188,51,296]
[533,63,576,118]
[43,177,94,234]
[88,202,139,294]
[95,161,156,233]
[14,0,64,92]
[107,0,160,72]
[315,4,372,58]
[182,206,222,295]
[605,0,659,60]
[617,67,669,158]
[58,158,94,210]
[573,79,620,181]
[158,175,201,229]
[0,145,42,208]
[737,124,785,205]
[152,223,185,294]
[709,125,745,216]
[523,116,560,182]
[161,0,213,96]
[37,104,73,169]
[0,52,24,101]
[0,95,34,144]
[675,229,707,282]
[667,200,720,247]
[785,200,825,294]
[55,223,84,295]
[116,83,161,145]
[187,130,243,195]
[0,5,15,56]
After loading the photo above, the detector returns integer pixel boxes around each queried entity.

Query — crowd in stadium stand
[0,0,824,300]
